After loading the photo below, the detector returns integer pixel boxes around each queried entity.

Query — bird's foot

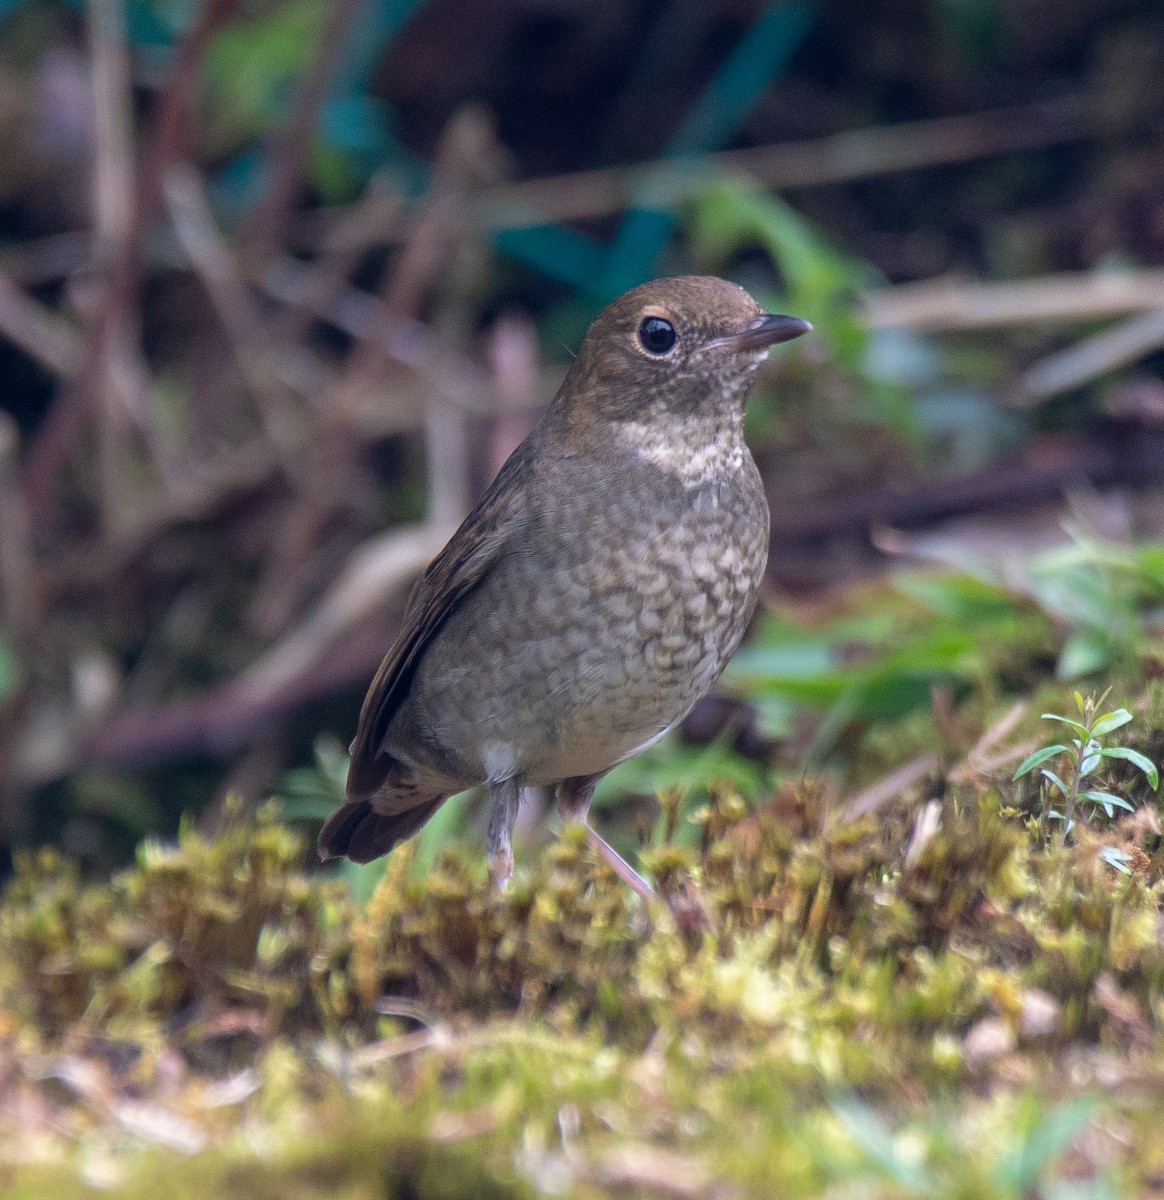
[486,776,521,889]
[487,846,514,889]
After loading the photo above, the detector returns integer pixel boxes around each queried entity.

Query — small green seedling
[1013,691,1159,848]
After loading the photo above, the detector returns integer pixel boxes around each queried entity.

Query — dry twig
[861,268,1164,331]
[0,272,83,378]
[86,0,140,533]
[0,414,37,645]
[163,162,321,483]
[472,97,1092,230]
[949,701,1036,782]
[21,0,235,520]
[840,752,940,823]
[1018,306,1164,404]
[239,0,363,269]
[236,519,455,708]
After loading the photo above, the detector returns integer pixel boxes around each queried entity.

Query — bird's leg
[557,774,654,900]
[486,776,521,886]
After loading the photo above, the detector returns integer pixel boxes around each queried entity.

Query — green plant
[1012,691,1159,846]
[1027,527,1164,679]
[0,632,16,703]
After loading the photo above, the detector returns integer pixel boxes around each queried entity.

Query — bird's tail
[317,794,447,864]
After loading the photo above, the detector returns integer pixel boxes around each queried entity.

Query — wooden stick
[840,752,940,822]
[0,414,37,644]
[163,163,319,485]
[86,0,139,534]
[1017,306,1164,404]
[0,272,83,377]
[472,96,1092,230]
[238,0,363,269]
[861,269,1164,331]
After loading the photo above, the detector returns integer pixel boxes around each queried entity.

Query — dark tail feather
[317,796,447,864]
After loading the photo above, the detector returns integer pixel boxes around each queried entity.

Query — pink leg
[557,774,655,901]
[486,776,520,886]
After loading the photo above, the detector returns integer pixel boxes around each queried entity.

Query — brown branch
[163,163,321,485]
[0,414,38,646]
[0,232,95,288]
[861,268,1164,331]
[768,431,1164,548]
[86,0,139,534]
[37,521,453,776]
[135,0,239,234]
[65,607,388,774]
[0,272,83,378]
[471,96,1094,230]
[238,0,363,269]
[840,753,940,822]
[265,176,404,364]
[1017,306,1164,404]
[21,0,235,522]
[38,438,279,595]
[260,255,518,424]
[236,521,456,706]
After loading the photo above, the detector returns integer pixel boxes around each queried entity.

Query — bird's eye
[638,315,677,355]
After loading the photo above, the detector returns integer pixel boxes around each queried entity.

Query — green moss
[2,687,1164,1196]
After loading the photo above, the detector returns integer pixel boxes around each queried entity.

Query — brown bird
[318,276,810,893]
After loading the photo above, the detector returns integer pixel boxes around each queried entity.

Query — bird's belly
[403,581,752,787]
[390,474,768,788]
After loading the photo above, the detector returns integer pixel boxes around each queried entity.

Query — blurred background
[1,0,1163,882]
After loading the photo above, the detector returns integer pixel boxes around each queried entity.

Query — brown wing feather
[345,444,531,800]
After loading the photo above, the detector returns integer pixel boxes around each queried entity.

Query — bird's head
[553,276,810,433]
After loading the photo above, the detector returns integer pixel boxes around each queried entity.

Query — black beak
[731,312,812,351]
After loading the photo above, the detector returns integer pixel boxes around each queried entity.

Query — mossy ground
[3,692,1164,1198]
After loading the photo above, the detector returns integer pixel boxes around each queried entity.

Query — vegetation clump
[2,694,1164,1196]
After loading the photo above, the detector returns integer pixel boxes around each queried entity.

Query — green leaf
[894,572,1018,623]
[1088,709,1133,738]
[993,1096,1100,1193]
[0,634,15,702]
[1099,746,1160,789]
[727,640,836,682]
[1079,751,1101,778]
[1132,544,1164,590]
[1040,713,1090,736]
[1079,789,1134,813]
[1040,768,1070,797]
[594,734,767,809]
[1055,630,1112,680]
[203,0,329,145]
[1013,745,1070,779]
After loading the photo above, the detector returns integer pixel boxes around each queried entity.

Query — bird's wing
[345,445,530,799]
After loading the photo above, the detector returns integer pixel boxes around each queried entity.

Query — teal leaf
[992,1096,1098,1193]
